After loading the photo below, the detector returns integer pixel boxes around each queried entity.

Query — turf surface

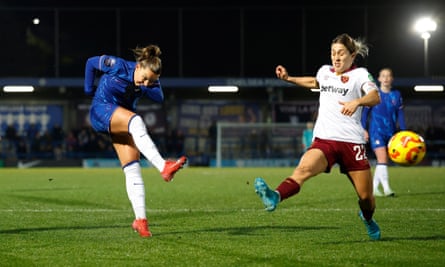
[0,167,444,266]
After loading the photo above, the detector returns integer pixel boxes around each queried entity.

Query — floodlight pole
[423,37,429,77]
[414,17,437,77]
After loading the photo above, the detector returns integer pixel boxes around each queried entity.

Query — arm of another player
[361,106,371,142]
[360,106,370,128]
[275,65,318,89]
[397,106,407,130]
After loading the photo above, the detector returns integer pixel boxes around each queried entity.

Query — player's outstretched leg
[254,177,280,211]
[358,211,381,240]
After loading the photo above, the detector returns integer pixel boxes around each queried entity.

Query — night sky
[0,0,444,80]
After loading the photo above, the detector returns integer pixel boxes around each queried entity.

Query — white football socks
[128,115,165,172]
[123,162,146,219]
[374,164,391,193]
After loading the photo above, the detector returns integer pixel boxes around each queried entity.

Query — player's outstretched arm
[275,65,317,89]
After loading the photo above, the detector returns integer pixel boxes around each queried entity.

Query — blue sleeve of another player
[361,106,370,129]
[144,80,164,103]
[84,56,101,96]
[397,108,407,130]
[396,90,407,130]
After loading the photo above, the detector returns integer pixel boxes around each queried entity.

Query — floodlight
[208,86,239,93]
[3,85,35,92]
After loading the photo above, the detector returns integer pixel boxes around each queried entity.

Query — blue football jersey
[362,89,406,138]
[84,55,164,111]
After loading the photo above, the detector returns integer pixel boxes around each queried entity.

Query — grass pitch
[0,166,444,266]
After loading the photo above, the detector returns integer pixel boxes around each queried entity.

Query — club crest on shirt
[392,99,397,105]
[104,57,116,67]
[340,75,349,83]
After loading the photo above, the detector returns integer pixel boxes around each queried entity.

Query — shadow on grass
[381,235,445,241]
[154,224,336,236]
[320,235,445,244]
[4,223,443,244]
[5,194,118,210]
[0,224,330,236]
[9,187,82,192]
[0,224,128,234]
[398,191,445,197]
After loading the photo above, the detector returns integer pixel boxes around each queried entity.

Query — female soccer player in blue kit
[84,44,187,238]
[361,68,406,197]
[254,33,382,240]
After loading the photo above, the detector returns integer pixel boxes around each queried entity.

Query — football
[387,130,426,166]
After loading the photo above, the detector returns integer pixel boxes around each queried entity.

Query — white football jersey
[314,65,377,143]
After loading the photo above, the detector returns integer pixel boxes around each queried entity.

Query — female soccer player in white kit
[254,33,382,240]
